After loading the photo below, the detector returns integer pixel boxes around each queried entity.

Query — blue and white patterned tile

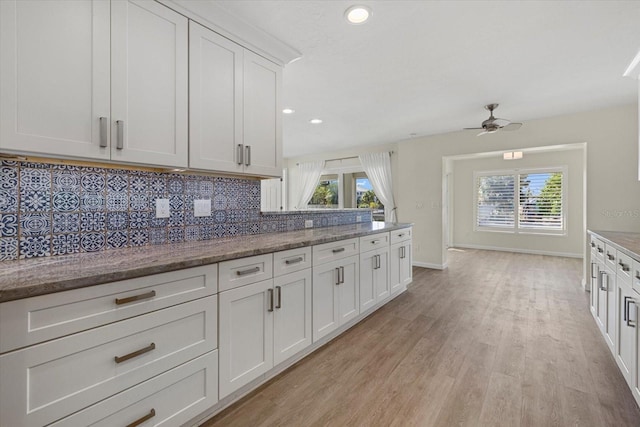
[53,170,80,191]
[169,194,184,211]
[129,211,148,229]
[213,194,227,210]
[20,212,50,235]
[213,224,226,238]
[19,235,51,258]
[53,212,80,233]
[201,225,214,240]
[22,161,49,169]
[168,227,183,243]
[81,193,105,211]
[0,190,18,212]
[0,167,18,191]
[168,211,184,227]
[107,173,128,193]
[107,212,128,230]
[199,179,214,195]
[80,232,105,252]
[149,228,167,245]
[320,217,329,227]
[225,223,242,237]
[52,233,80,256]
[184,179,198,195]
[185,226,200,241]
[238,195,250,209]
[52,191,80,212]
[20,189,50,212]
[53,164,81,171]
[0,160,18,167]
[148,211,167,228]
[129,229,148,247]
[214,210,227,224]
[0,237,18,260]
[149,175,166,194]
[248,210,261,221]
[168,177,183,194]
[81,172,105,192]
[107,192,129,211]
[0,213,18,237]
[248,182,260,197]
[130,193,148,211]
[247,222,260,235]
[286,219,295,231]
[20,168,51,191]
[227,195,239,209]
[107,230,128,249]
[184,210,198,226]
[80,212,106,232]
[184,194,197,206]
[130,175,148,193]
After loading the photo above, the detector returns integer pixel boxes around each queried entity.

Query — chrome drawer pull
[99,117,107,147]
[398,233,405,238]
[597,247,603,253]
[237,144,244,165]
[332,248,345,254]
[371,240,380,245]
[115,290,156,305]
[285,257,304,265]
[115,343,155,364]
[276,285,282,309]
[116,120,124,150]
[619,261,630,272]
[237,266,260,276]
[245,145,251,166]
[335,267,341,285]
[340,266,345,284]
[590,242,595,248]
[607,253,615,261]
[267,288,274,312]
[126,408,156,427]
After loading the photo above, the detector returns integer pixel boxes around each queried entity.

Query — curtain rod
[296,151,394,166]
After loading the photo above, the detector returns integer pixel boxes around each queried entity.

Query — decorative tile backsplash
[0,160,372,261]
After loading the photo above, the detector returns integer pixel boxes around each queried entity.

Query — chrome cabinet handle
[590,262,597,280]
[376,254,381,269]
[332,248,345,254]
[398,233,405,238]
[267,288,274,312]
[597,247,603,253]
[372,255,377,270]
[115,342,155,364]
[335,267,341,285]
[99,117,108,147]
[285,257,303,265]
[619,261,630,272]
[340,266,345,283]
[237,144,244,165]
[245,145,251,166]
[126,409,156,427]
[628,299,637,328]
[116,120,124,150]
[237,266,260,276]
[371,240,380,245]
[599,271,607,291]
[115,290,156,305]
[590,242,595,248]
[400,246,406,259]
[275,286,282,309]
[607,253,615,261]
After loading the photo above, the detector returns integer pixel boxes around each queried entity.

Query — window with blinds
[476,168,565,233]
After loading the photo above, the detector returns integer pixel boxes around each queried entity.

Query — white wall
[450,147,584,258]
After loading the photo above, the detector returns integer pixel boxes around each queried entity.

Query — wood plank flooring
[201,249,640,427]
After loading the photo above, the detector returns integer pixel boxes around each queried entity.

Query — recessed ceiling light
[282,108,295,114]
[345,5,371,25]
[309,119,323,124]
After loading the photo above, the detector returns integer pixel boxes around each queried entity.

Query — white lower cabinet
[616,279,637,386]
[596,267,616,351]
[390,240,412,295]
[273,269,312,365]
[360,246,390,312]
[312,255,360,342]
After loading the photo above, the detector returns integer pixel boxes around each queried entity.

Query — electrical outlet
[356,215,362,222]
[305,220,313,228]
[155,198,170,218]
[194,199,211,217]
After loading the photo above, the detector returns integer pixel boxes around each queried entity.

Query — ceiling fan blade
[493,118,511,127]
[464,127,484,130]
[477,130,490,136]
[502,122,522,131]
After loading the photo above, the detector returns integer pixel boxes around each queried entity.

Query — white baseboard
[451,243,583,259]
[413,261,447,270]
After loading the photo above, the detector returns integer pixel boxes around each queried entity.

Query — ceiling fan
[464,104,523,136]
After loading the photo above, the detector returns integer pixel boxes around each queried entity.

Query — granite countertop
[0,222,412,303]
[588,230,640,260]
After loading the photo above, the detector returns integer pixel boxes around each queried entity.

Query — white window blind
[476,168,565,233]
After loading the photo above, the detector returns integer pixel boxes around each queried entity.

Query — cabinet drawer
[390,228,412,244]
[632,259,640,295]
[617,251,633,285]
[0,264,217,354]
[273,247,312,277]
[0,296,217,427]
[594,238,605,261]
[219,254,273,292]
[51,351,218,427]
[360,232,390,253]
[604,243,617,270]
[313,238,359,266]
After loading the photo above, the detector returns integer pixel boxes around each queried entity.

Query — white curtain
[293,160,325,209]
[359,152,397,222]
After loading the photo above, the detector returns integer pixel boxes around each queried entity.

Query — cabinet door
[111,0,188,167]
[312,260,341,342]
[243,50,282,177]
[375,248,390,302]
[606,269,616,351]
[219,279,274,398]
[400,241,413,287]
[0,0,110,159]
[338,255,360,325]
[590,261,600,318]
[189,21,244,173]
[616,280,636,386]
[273,269,312,365]
[389,243,402,294]
[359,251,376,312]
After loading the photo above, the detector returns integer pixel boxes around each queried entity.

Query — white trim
[413,261,448,270]
[452,243,582,259]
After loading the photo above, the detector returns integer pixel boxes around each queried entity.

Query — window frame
[473,166,568,236]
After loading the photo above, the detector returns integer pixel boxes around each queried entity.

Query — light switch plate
[305,220,313,228]
[155,198,170,218]
[194,199,212,217]
[356,215,362,222]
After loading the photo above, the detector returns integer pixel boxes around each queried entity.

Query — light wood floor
[202,249,640,427]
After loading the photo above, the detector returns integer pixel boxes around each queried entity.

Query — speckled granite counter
[588,230,640,260]
[0,222,412,303]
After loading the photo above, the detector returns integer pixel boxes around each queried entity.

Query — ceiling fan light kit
[464,103,523,136]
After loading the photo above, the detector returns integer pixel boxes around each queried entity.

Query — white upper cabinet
[111,0,188,167]
[189,22,282,176]
[0,0,111,160]
[189,21,243,173]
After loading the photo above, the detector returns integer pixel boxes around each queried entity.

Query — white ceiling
[213,0,640,158]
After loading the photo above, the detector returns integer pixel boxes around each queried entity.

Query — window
[308,174,339,208]
[476,168,565,234]
[355,176,384,221]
